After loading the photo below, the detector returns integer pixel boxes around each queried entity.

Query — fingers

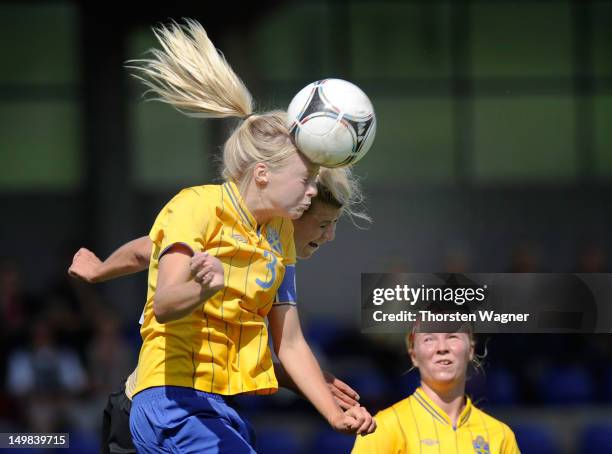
[335,414,358,434]
[194,264,212,282]
[191,253,211,283]
[68,248,93,278]
[333,377,360,401]
[357,408,374,435]
[190,253,224,290]
[330,386,359,409]
[366,416,377,435]
[346,406,374,436]
[190,252,209,273]
[346,406,366,433]
[195,271,213,285]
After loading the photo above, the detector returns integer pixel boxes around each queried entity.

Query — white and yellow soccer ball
[287,79,376,168]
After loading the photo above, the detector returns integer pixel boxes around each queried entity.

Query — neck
[241,183,274,226]
[420,380,466,427]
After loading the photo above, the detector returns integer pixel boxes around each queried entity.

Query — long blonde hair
[317,167,371,227]
[128,19,298,190]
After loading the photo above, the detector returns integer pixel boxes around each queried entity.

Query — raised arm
[268,305,375,436]
[68,236,152,283]
[154,248,224,323]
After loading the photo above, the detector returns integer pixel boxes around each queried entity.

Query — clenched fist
[190,252,224,292]
[68,248,103,283]
[330,405,376,436]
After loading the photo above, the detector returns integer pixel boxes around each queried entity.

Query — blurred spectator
[44,243,108,364]
[0,258,43,416]
[6,318,87,431]
[444,244,470,273]
[509,241,540,272]
[0,259,42,346]
[86,313,133,396]
[577,244,607,273]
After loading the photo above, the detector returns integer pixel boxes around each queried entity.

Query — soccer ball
[287,79,376,168]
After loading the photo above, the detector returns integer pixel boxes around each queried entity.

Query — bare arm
[273,361,360,410]
[68,236,152,283]
[268,305,375,435]
[154,248,224,323]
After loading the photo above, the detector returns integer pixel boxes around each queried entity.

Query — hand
[68,248,103,283]
[322,370,360,410]
[190,252,224,292]
[329,405,376,436]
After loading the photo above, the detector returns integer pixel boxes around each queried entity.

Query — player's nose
[305,180,318,199]
[323,223,336,242]
[435,338,450,352]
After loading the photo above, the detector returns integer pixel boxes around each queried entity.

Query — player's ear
[253,163,270,186]
[409,348,419,368]
[468,336,475,362]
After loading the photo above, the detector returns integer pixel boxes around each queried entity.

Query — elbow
[275,336,304,362]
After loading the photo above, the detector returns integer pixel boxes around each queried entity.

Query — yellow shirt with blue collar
[134,182,296,397]
[352,387,520,454]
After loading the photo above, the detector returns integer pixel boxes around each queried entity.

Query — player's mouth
[435,359,453,366]
[308,242,319,249]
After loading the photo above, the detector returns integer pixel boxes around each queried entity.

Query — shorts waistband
[134,386,227,404]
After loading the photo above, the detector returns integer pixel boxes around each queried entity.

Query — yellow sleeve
[269,217,296,305]
[278,217,296,266]
[351,411,399,454]
[149,187,211,255]
[502,425,521,454]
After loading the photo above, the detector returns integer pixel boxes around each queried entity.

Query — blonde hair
[316,167,371,227]
[128,19,298,190]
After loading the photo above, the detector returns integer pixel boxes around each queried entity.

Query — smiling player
[352,318,520,453]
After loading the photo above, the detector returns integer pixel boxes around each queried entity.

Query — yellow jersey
[134,182,296,396]
[352,387,520,454]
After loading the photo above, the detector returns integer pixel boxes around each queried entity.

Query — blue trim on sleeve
[159,242,195,259]
[275,265,296,303]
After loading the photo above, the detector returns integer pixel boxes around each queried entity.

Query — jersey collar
[223,181,257,231]
[414,387,473,429]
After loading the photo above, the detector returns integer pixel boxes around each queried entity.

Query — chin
[297,249,313,259]
[431,372,459,383]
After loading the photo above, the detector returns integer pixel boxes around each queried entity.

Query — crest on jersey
[266,227,282,254]
[472,436,490,454]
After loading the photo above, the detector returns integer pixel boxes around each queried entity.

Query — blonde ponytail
[128,19,252,119]
[129,19,301,191]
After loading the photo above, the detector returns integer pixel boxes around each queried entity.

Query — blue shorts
[129,386,257,454]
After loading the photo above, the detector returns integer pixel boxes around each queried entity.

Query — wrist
[325,407,344,426]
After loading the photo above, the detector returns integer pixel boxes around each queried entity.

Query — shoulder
[375,396,414,428]
[352,398,412,452]
[267,217,294,237]
[149,185,220,243]
[161,185,222,213]
[267,217,295,262]
[177,184,222,201]
[472,405,517,441]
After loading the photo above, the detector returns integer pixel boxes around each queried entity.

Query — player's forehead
[414,330,469,337]
[299,151,320,177]
[309,200,342,221]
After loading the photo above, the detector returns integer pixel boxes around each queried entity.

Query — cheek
[412,348,430,365]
